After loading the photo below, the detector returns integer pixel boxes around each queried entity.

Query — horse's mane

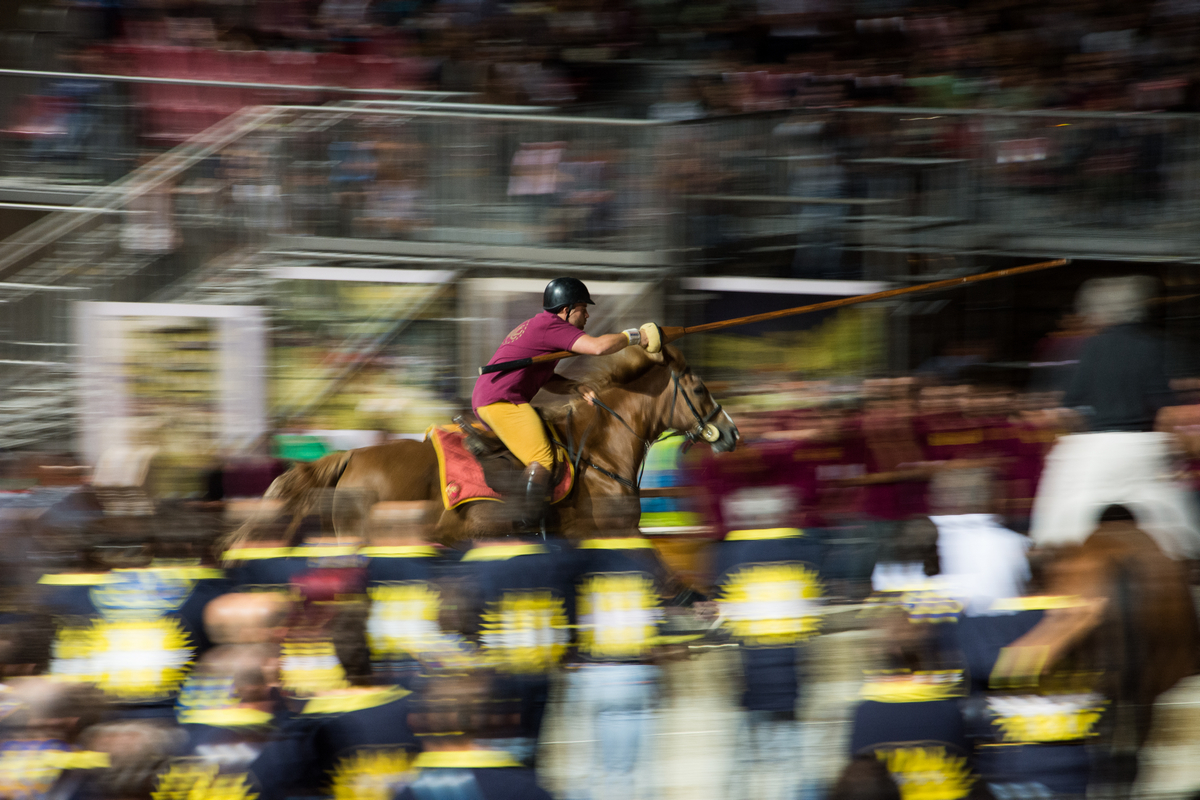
[583,344,683,388]
[541,345,683,423]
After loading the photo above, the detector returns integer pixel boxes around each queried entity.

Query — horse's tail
[264,451,352,506]
[221,451,353,553]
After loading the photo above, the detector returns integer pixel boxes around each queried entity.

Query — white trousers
[1029,432,1200,559]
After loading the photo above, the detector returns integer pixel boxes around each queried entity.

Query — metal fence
[10,86,1200,265]
[269,106,676,253]
[675,107,1200,279]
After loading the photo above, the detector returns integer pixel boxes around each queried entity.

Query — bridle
[562,368,726,491]
[667,369,726,447]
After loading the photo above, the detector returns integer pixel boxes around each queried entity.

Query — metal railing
[9,89,1200,265]
[268,105,674,254]
[0,67,474,98]
[679,107,1200,279]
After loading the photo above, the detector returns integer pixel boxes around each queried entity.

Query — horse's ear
[656,343,684,366]
[646,350,665,364]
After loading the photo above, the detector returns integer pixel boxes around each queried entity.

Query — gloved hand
[639,322,663,353]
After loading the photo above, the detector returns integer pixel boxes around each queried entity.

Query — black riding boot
[516,462,552,535]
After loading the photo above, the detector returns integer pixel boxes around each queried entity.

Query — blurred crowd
[21,0,1200,113]
[11,0,1200,160]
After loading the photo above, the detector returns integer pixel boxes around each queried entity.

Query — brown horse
[236,345,738,543]
[992,512,1200,790]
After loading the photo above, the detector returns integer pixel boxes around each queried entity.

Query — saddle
[454,416,510,461]
[425,416,572,510]
[453,415,569,481]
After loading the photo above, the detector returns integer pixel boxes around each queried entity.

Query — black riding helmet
[543,277,595,313]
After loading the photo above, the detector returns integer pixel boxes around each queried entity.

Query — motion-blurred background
[4,1,1200,799]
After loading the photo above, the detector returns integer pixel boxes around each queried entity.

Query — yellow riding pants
[475,402,555,471]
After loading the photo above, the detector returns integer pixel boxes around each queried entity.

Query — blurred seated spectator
[555,145,617,243]
[78,719,184,800]
[204,592,293,646]
[494,60,575,105]
[356,175,429,238]
[166,644,291,798]
[0,679,110,798]
[508,141,565,236]
[329,137,378,235]
[398,668,556,800]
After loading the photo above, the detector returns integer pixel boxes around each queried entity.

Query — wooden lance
[478,258,1070,376]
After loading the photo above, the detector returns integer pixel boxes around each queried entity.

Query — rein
[562,369,724,492]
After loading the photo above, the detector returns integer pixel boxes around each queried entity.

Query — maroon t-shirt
[861,409,928,521]
[472,311,586,413]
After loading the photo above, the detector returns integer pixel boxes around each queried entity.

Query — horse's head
[664,363,739,453]
[653,347,739,453]
[578,345,739,453]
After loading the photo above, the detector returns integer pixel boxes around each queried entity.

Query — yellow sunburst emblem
[153,760,258,800]
[479,591,568,673]
[989,694,1107,743]
[0,743,108,798]
[50,618,193,701]
[367,583,442,660]
[877,746,974,800]
[577,573,661,660]
[330,748,414,800]
[718,563,823,646]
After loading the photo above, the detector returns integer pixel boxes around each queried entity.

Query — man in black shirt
[1030,276,1200,558]
[1062,295,1171,433]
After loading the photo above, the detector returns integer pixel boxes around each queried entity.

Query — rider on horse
[471,277,661,531]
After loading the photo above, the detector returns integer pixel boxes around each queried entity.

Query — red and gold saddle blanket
[426,425,575,510]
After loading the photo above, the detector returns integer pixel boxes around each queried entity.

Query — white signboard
[75,302,267,467]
